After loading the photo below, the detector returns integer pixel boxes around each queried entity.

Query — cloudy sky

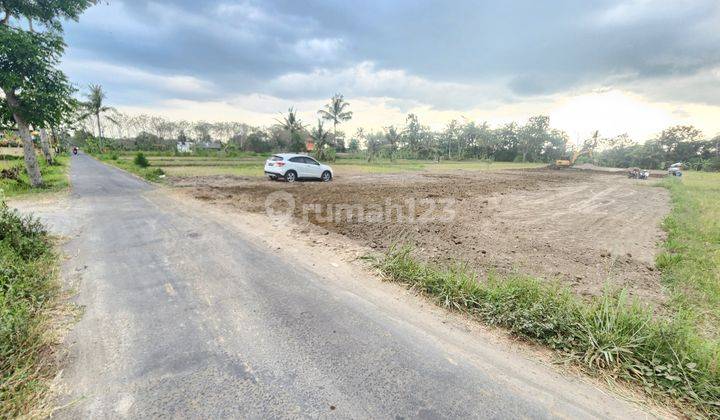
[61,0,720,142]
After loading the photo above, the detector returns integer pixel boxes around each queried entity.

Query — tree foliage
[596,126,719,170]
[1,0,94,186]
[79,84,115,142]
[1,0,95,30]
[318,93,352,151]
[310,120,331,160]
[0,26,75,129]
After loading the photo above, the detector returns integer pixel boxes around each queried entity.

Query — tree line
[2,0,719,191]
[73,100,720,171]
[595,126,720,171]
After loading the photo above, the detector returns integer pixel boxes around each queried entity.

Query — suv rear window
[270,155,284,161]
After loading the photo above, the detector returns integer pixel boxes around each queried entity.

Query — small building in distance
[176,140,194,153]
[196,140,223,151]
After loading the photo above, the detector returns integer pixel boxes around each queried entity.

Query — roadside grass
[373,246,720,417]
[96,153,167,182]
[0,155,69,198]
[0,202,65,417]
[656,172,720,339]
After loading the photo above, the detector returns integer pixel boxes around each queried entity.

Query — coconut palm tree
[318,93,352,148]
[276,107,306,152]
[310,120,331,160]
[276,107,304,134]
[81,84,116,148]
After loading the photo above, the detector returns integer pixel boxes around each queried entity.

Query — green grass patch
[159,163,264,177]
[0,156,69,198]
[0,202,63,417]
[118,154,545,178]
[657,172,720,339]
[374,246,720,417]
[96,153,167,182]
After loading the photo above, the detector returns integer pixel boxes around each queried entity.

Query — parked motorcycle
[627,168,649,180]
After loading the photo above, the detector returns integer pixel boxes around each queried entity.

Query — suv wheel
[321,171,332,182]
[285,171,297,183]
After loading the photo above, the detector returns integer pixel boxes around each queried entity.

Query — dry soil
[171,168,670,307]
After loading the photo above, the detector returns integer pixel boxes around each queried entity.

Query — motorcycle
[627,168,650,180]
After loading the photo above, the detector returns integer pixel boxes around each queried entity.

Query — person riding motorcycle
[72,147,78,155]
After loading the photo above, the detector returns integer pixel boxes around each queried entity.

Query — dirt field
[172,168,670,307]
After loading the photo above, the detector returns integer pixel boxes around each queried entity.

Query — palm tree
[318,93,352,149]
[276,107,306,152]
[384,126,401,162]
[310,120,331,160]
[81,84,116,148]
[365,133,383,163]
[276,107,304,134]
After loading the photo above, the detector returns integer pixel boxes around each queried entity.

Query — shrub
[0,202,50,260]
[0,201,58,417]
[375,246,720,417]
[144,167,165,181]
[133,152,149,168]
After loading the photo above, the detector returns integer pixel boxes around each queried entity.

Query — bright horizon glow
[112,89,720,143]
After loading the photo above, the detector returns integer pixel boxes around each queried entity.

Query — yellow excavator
[554,148,592,168]
[554,131,598,168]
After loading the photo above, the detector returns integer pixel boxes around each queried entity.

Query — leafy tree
[288,132,306,153]
[80,84,115,148]
[442,120,461,159]
[134,132,163,150]
[348,128,364,155]
[245,130,272,153]
[347,138,360,154]
[365,131,383,162]
[519,115,550,162]
[657,125,703,164]
[0,0,94,186]
[403,113,422,154]
[494,123,520,161]
[542,129,569,162]
[192,121,213,142]
[318,93,352,151]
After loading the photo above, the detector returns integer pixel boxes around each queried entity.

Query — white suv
[264,153,334,182]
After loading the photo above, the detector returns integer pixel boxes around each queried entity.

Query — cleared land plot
[173,168,670,308]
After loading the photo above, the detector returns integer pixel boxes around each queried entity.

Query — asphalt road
[24,154,647,418]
